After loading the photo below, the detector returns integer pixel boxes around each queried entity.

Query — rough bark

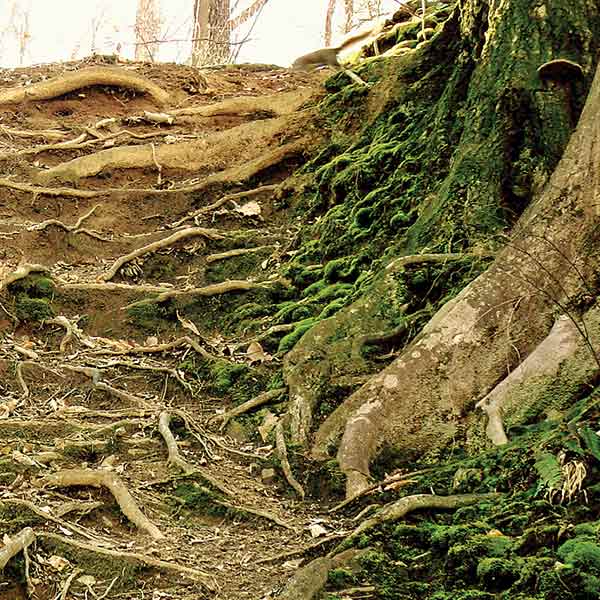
[317,54,600,497]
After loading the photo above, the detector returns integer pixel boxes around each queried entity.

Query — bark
[318,56,600,497]
[192,0,231,66]
[135,0,161,62]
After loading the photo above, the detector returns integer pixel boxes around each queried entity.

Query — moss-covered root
[337,492,501,552]
[279,548,368,600]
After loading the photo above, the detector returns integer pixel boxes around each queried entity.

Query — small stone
[261,467,277,485]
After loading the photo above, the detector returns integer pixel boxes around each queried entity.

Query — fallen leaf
[234,200,261,217]
[177,311,201,336]
[246,341,272,365]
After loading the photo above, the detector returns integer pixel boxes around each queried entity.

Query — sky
[0,0,399,69]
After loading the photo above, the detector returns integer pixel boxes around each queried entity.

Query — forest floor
[0,56,351,600]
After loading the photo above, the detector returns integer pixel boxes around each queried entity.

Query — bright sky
[0,0,399,68]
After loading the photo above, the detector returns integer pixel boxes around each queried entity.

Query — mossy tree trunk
[282,0,600,497]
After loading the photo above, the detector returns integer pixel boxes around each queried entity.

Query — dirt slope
[0,57,345,600]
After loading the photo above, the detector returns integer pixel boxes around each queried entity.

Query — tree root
[158,412,293,529]
[123,279,279,309]
[158,411,197,474]
[38,532,214,588]
[93,335,214,360]
[279,548,368,600]
[215,387,285,431]
[0,263,51,291]
[37,468,165,540]
[169,184,278,228]
[27,205,111,242]
[0,66,170,106]
[275,422,305,500]
[0,527,35,569]
[206,245,274,264]
[335,493,501,552]
[102,226,224,281]
[0,177,106,198]
[47,316,85,352]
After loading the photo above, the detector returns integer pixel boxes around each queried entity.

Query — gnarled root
[0,527,35,569]
[37,468,165,540]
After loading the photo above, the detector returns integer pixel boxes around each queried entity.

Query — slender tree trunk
[135,0,161,62]
[191,0,231,66]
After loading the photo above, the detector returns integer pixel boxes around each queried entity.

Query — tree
[135,0,161,62]
[191,0,231,66]
[281,0,600,498]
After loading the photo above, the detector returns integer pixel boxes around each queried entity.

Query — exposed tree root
[36,118,307,184]
[279,548,367,600]
[0,263,51,291]
[27,205,110,242]
[0,66,170,106]
[47,316,85,352]
[476,315,582,445]
[102,226,225,281]
[170,88,317,118]
[38,532,214,588]
[158,411,197,474]
[256,534,346,564]
[0,527,35,569]
[158,412,293,529]
[123,279,280,309]
[62,281,171,293]
[2,498,103,542]
[0,177,106,198]
[336,493,501,551]
[169,184,278,228]
[215,387,286,431]
[0,124,67,140]
[37,468,165,540]
[94,335,215,361]
[275,422,306,500]
[206,245,274,264]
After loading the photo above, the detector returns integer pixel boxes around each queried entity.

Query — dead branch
[0,177,106,198]
[0,66,170,106]
[336,493,502,552]
[102,227,225,281]
[123,279,279,309]
[206,245,274,264]
[0,527,35,569]
[169,184,278,228]
[37,468,165,540]
[38,532,214,587]
[275,422,305,500]
[215,387,285,431]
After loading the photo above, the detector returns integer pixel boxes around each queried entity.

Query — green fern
[580,427,600,462]
[534,452,563,492]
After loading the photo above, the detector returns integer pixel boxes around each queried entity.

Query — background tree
[135,0,161,62]
[191,0,231,66]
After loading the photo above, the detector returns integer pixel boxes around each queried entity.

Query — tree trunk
[281,0,600,498]
[134,0,161,62]
[191,0,231,66]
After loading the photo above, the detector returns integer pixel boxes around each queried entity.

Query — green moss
[208,359,249,395]
[15,296,54,321]
[327,567,356,588]
[476,557,520,591]
[557,538,600,575]
[278,318,317,354]
[126,301,176,332]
